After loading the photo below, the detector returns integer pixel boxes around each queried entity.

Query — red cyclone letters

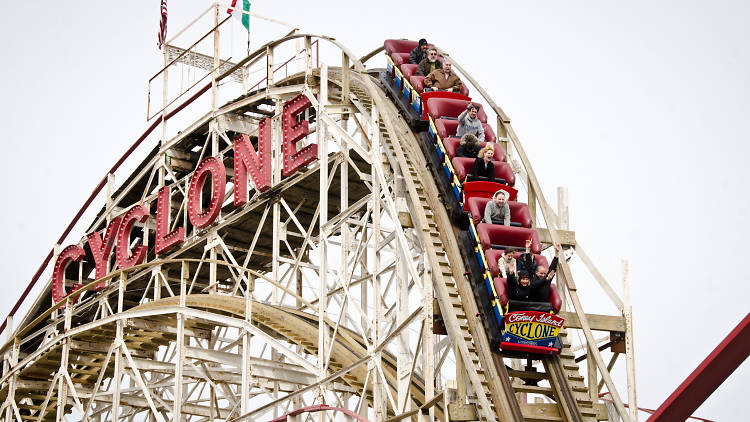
[188,157,227,229]
[51,96,320,305]
[233,118,272,205]
[51,245,86,306]
[282,94,316,176]
[116,205,150,270]
[155,185,185,254]
[86,217,122,290]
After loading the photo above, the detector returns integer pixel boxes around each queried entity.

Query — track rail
[367,61,605,420]
[0,27,630,421]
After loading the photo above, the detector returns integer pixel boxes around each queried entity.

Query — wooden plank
[559,312,625,333]
[448,402,479,421]
[537,228,575,247]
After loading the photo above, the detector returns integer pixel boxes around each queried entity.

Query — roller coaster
[0,5,645,422]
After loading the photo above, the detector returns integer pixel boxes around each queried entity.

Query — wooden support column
[528,179,537,228]
[342,52,350,120]
[174,262,188,419]
[112,274,127,421]
[557,186,569,310]
[396,217,410,412]
[496,116,508,155]
[56,300,73,422]
[318,64,330,407]
[3,317,16,422]
[304,36,313,86]
[241,269,254,415]
[623,260,638,421]
[266,45,274,89]
[420,253,435,422]
[455,346,467,403]
[588,344,598,403]
[370,99,386,420]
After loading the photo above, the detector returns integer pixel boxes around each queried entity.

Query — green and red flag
[228,0,251,31]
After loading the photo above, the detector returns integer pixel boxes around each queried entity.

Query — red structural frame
[647,312,750,421]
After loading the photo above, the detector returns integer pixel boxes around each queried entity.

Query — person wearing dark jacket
[455,133,480,158]
[416,48,442,76]
[530,243,560,302]
[470,144,495,182]
[506,266,535,302]
[409,38,429,64]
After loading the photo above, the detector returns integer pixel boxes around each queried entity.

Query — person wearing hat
[506,261,534,302]
[482,189,511,225]
[410,38,429,64]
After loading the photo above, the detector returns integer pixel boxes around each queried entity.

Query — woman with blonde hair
[470,143,495,183]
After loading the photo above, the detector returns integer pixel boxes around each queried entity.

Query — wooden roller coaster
[0,5,638,422]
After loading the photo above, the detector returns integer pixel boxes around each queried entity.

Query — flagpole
[246,3,251,57]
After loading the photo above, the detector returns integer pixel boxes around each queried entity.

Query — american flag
[157,0,168,50]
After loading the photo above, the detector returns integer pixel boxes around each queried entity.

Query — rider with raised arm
[457,102,485,141]
[506,240,561,309]
[530,243,561,303]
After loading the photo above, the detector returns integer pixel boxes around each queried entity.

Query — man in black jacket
[506,241,561,309]
[410,38,429,64]
[527,243,561,303]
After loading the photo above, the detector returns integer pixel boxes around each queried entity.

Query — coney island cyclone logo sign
[503,311,564,347]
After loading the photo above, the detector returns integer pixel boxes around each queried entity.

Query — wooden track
[0,294,442,421]
[342,71,606,421]
[0,30,628,421]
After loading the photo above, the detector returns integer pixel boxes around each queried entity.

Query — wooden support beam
[537,228,576,246]
[519,403,609,420]
[559,312,625,333]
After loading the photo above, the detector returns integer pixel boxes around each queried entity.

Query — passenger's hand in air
[525,238,532,253]
[554,243,561,257]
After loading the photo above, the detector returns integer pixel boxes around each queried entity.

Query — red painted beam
[648,312,750,422]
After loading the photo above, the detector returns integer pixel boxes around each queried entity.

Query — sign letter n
[233,118,272,206]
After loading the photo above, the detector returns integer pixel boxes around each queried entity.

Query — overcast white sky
[0,1,747,420]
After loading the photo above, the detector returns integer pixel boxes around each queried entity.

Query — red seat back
[421,91,471,120]
[463,181,517,203]
[477,223,541,254]
[435,119,497,143]
[548,284,562,313]
[493,277,509,306]
[425,98,488,122]
[400,64,418,79]
[466,197,532,227]
[384,39,418,56]
[410,76,425,93]
[451,157,515,186]
[485,249,548,278]
[391,52,410,67]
